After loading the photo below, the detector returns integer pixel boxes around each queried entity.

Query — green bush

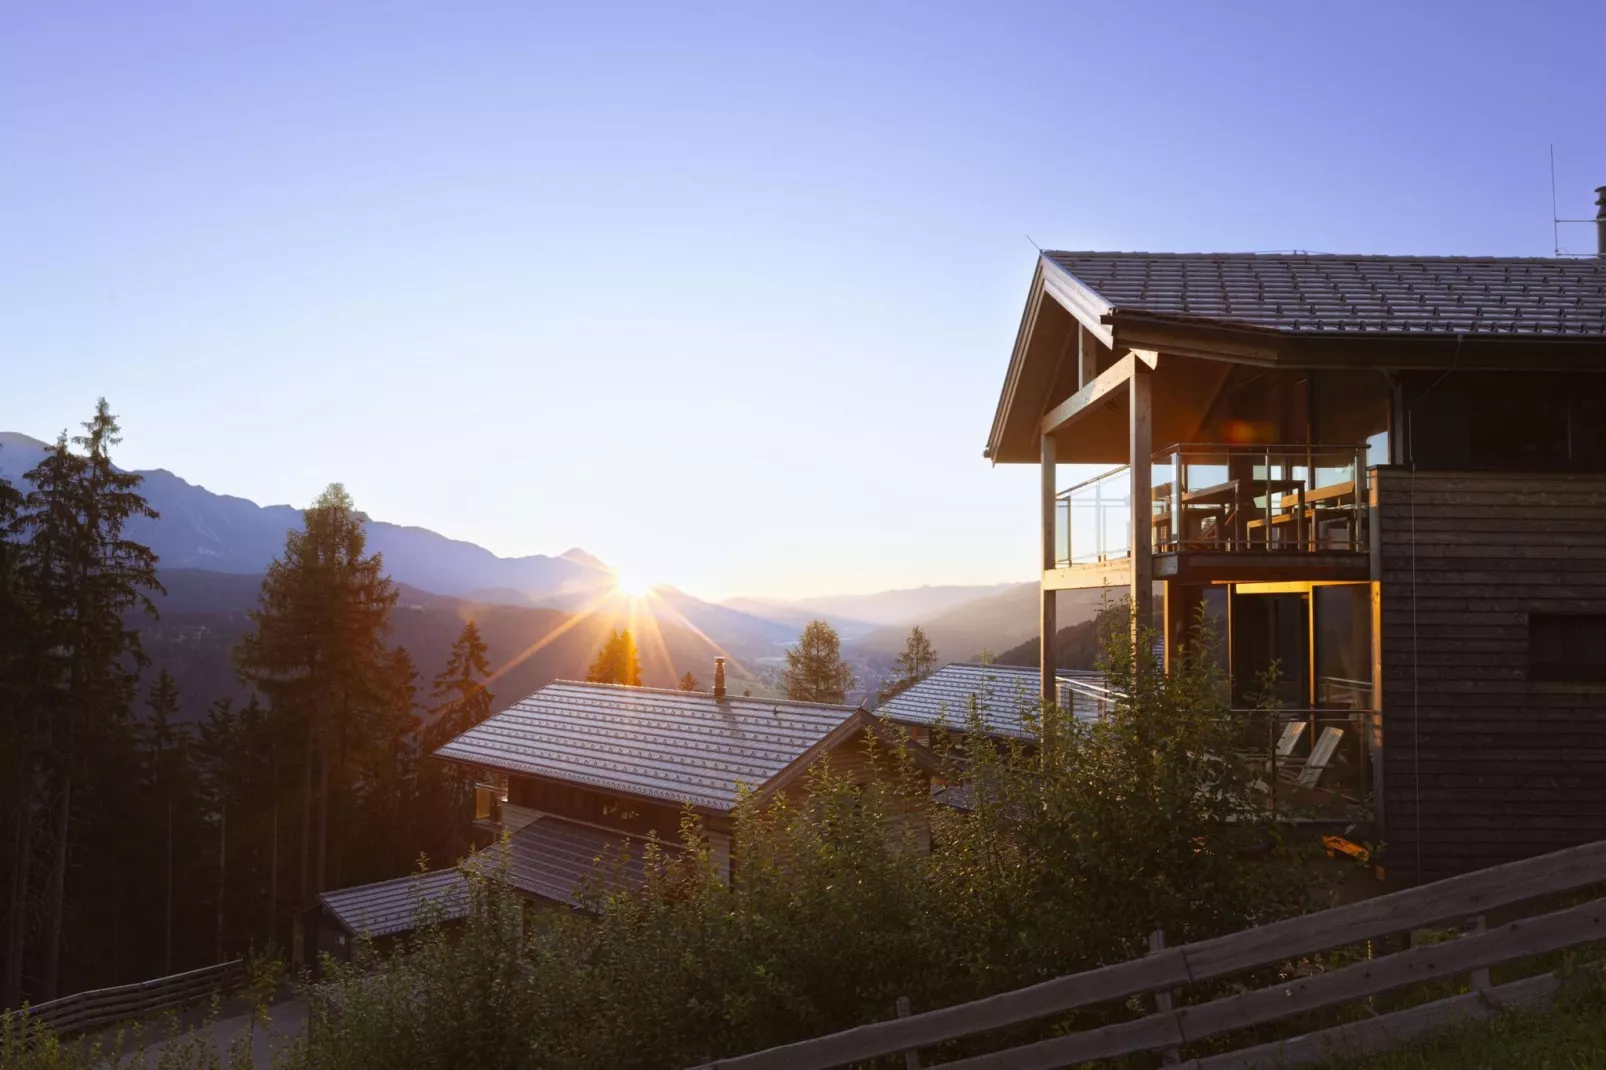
[17,610,1323,1069]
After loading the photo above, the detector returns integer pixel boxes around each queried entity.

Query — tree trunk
[300,727,313,903]
[164,796,173,976]
[315,749,329,894]
[216,801,226,964]
[4,774,34,1009]
[268,789,279,944]
[42,772,71,1000]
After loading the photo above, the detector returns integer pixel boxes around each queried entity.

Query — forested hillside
[0,402,727,1012]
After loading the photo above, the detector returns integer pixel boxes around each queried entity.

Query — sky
[3,2,1604,601]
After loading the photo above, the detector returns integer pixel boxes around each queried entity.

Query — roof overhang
[988,255,1606,465]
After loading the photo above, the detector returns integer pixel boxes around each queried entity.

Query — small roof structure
[318,816,675,938]
[434,681,922,813]
[490,814,669,907]
[318,868,469,939]
[878,662,1108,740]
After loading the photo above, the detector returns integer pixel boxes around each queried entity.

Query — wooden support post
[1148,929,1182,1065]
[1469,915,1491,991]
[1040,433,1058,705]
[1077,325,1099,388]
[895,996,922,1069]
[1130,363,1154,652]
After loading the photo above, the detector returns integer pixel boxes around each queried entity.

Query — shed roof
[1045,252,1606,337]
[433,681,864,812]
[318,868,469,939]
[877,662,1107,740]
[493,815,666,908]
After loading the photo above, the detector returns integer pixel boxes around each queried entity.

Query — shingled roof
[433,681,867,812]
[319,868,469,939]
[1045,252,1606,337]
[878,662,1109,740]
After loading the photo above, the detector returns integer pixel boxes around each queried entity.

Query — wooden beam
[1040,434,1057,702]
[1040,349,1159,437]
[1130,363,1154,649]
[1077,325,1099,389]
[1043,561,1131,591]
[1039,259,1115,349]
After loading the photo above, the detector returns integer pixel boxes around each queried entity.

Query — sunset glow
[612,568,652,599]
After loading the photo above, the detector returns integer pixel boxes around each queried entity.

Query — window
[1529,614,1606,683]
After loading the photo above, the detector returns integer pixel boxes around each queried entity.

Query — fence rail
[6,959,244,1038]
[690,838,1606,1070]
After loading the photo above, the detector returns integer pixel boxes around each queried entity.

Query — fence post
[895,996,922,1069]
[1468,914,1491,991]
[1148,929,1181,1065]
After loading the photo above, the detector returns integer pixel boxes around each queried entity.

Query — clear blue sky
[3,2,1603,600]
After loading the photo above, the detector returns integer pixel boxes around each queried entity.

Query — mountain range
[0,429,1051,704]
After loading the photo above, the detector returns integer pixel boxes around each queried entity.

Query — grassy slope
[1321,969,1606,1070]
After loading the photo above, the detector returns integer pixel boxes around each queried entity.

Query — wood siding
[1374,469,1606,884]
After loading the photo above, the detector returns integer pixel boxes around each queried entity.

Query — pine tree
[7,401,161,1000]
[235,483,402,900]
[423,621,493,748]
[784,620,853,704]
[881,626,938,701]
[140,669,187,975]
[677,671,700,691]
[586,630,642,686]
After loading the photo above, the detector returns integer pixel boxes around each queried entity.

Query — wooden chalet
[990,245,1606,884]
[433,661,938,882]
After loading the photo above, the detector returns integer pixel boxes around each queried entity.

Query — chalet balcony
[1051,443,1371,587]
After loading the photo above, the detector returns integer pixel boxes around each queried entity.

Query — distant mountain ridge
[0,431,610,604]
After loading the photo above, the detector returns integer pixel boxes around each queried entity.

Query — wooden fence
[8,959,244,1038]
[690,838,1606,1070]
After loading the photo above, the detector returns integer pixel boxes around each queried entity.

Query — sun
[612,568,653,599]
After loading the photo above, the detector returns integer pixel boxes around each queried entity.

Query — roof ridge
[547,678,861,712]
[1044,250,1604,264]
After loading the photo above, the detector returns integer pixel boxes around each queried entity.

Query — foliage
[416,620,495,867]
[275,608,1318,1070]
[783,619,853,704]
[879,624,938,701]
[677,670,699,691]
[584,629,642,687]
[235,482,413,900]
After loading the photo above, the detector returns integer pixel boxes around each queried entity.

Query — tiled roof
[1045,252,1606,336]
[318,868,469,938]
[433,681,861,811]
[491,815,667,908]
[877,663,1107,740]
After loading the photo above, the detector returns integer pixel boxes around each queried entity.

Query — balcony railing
[1054,443,1369,568]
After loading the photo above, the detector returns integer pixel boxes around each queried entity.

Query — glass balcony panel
[1053,443,1370,566]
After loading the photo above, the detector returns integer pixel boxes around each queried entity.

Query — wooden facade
[989,251,1606,885]
[1373,469,1606,883]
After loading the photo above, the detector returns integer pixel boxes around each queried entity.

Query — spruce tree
[235,483,402,899]
[881,626,938,701]
[678,671,700,691]
[585,629,642,686]
[9,401,161,999]
[784,620,853,704]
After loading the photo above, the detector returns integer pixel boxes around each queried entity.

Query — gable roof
[433,681,866,812]
[1045,252,1606,337]
[877,662,1108,740]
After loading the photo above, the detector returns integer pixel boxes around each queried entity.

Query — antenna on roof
[1025,233,1043,253]
[1549,146,1602,257]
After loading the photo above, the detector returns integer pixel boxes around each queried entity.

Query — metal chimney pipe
[1596,186,1606,258]
[713,657,726,700]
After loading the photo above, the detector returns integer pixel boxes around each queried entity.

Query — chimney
[1597,186,1606,258]
[713,656,726,700]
